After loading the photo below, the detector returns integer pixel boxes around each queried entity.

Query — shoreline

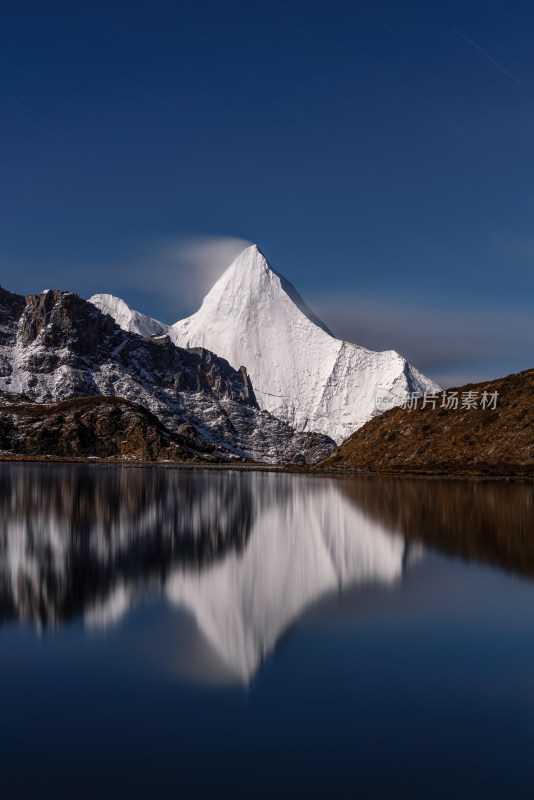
[0,453,532,481]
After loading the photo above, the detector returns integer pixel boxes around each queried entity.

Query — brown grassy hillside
[316,369,534,477]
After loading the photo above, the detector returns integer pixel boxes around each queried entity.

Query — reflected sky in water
[0,464,534,798]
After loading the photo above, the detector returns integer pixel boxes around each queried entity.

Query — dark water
[0,464,533,799]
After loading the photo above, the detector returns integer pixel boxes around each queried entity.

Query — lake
[0,463,533,799]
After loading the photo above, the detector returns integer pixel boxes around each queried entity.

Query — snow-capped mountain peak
[88,243,439,443]
[169,244,439,442]
[182,244,333,337]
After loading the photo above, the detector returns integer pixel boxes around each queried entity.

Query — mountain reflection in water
[0,464,532,682]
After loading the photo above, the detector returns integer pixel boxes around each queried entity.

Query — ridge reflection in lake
[1,464,534,799]
[0,464,410,680]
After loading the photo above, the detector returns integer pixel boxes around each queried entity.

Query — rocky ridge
[91,244,440,444]
[0,392,214,462]
[0,286,334,464]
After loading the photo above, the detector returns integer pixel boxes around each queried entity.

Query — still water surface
[0,464,533,798]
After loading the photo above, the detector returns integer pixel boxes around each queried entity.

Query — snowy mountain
[0,285,333,463]
[89,293,167,338]
[170,245,439,442]
[92,245,439,443]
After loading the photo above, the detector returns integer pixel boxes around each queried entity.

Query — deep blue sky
[1,0,533,386]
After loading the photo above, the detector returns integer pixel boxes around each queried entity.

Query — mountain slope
[93,245,438,443]
[90,293,167,338]
[0,391,213,462]
[316,369,534,476]
[169,245,439,442]
[0,286,333,463]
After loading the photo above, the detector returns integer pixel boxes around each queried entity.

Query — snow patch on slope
[89,293,168,338]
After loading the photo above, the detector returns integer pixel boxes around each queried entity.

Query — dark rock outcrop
[0,392,214,462]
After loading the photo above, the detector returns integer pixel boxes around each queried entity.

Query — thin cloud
[484,1,515,21]
[310,294,534,388]
[454,29,523,86]
[92,235,252,320]
[433,109,501,168]
[157,236,252,310]
[0,235,251,323]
